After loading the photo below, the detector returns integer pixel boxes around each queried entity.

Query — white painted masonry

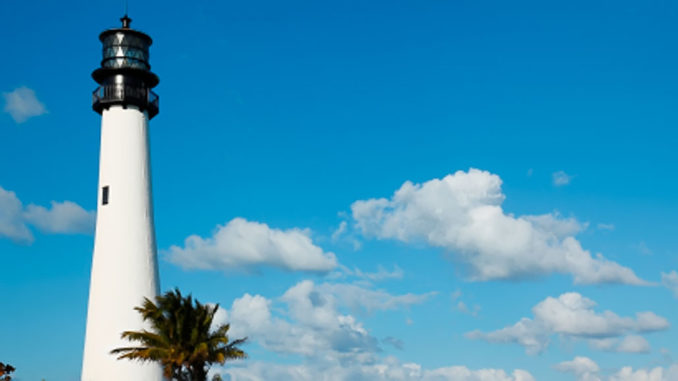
[82,105,162,381]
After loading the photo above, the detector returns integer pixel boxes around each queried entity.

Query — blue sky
[1,0,678,380]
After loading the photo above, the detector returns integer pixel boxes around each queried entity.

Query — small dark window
[102,186,109,205]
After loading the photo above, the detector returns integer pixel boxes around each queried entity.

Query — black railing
[92,84,159,119]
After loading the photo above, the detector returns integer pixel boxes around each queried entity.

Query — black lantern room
[92,16,159,119]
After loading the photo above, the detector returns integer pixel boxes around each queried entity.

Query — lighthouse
[82,15,162,381]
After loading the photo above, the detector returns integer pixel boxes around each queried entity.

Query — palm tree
[0,362,15,381]
[111,289,246,381]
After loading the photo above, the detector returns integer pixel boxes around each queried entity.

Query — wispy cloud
[552,170,573,186]
[3,86,47,123]
[338,265,404,282]
[331,219,362,250]
[597,223,615,231]
[451,290,480,317]
[589,335,651,353]
[662,271,678,298]
[636,241,653,256]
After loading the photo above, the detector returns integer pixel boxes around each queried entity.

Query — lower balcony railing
[92,84,159,119]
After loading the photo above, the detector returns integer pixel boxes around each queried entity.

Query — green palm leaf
[111,288,247,381]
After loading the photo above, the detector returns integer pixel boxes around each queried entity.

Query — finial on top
[121,14,132,29]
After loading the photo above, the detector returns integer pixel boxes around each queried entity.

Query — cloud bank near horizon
[555,357,678,381]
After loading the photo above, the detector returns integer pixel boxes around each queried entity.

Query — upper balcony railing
[92,83,159,119]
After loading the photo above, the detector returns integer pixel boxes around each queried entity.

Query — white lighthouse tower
[82,15,162,381]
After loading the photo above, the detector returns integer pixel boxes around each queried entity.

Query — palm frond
[111,288,248,381]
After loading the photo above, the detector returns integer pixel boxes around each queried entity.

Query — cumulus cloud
[167,218,338,273]
[466,292,668,354]
[216,358,535,381]
[214,280,434,360]
[554,357,600,381]
[0,185,93,243]
[351,169,645,285]
[24,201,95,234]
[2,86,47,123]
[661,271,678,298]
[552,170,573,186]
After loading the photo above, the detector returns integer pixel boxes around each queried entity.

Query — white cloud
[661,271,678,298]
[616,335,651,353]
[609,365,678,381]
[216,358,535,381]
[553,170,573,186]
[316,282,435,316]
[455,301,480,317]
[3,86,47,123]
[588,338,617,351]
[466,292,668,354]
[214,280,434,360]
[532,294,668,336]
[351,169,645,285]
[451,291,480,317]
[597,223,615,231]
[0,185,93,243]
[332,221,348,241]
[167,218,338,273]
[554,360,678,381]
[331,219,362,250]
[466,318,550,355]
[24,201,95,234]
[0,186,33,243]
[348,265,405,282]
[554,357,600,381]
[382,336,404,350]
[588,335,651,354]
